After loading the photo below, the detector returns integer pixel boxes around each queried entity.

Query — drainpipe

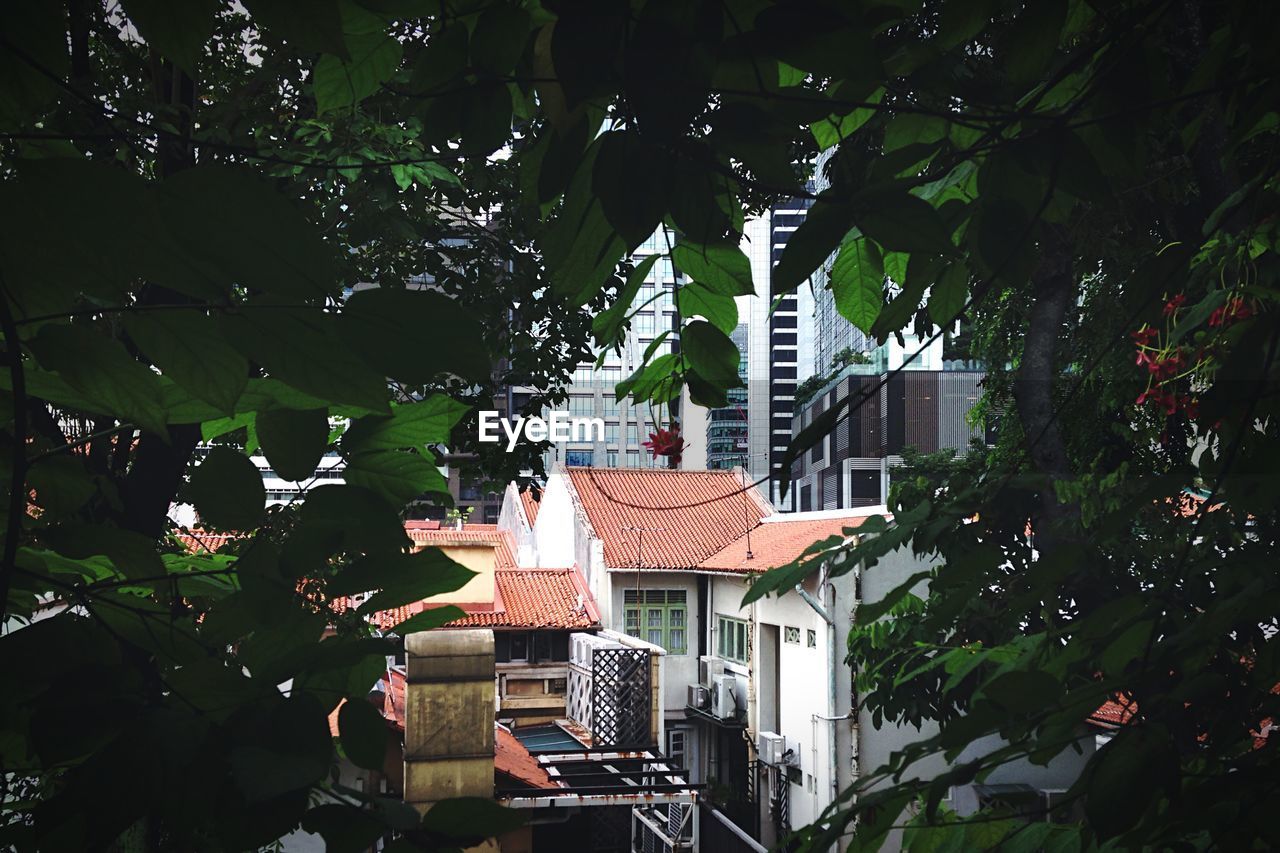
[797,568,840,824]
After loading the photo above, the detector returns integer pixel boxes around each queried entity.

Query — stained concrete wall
[403,629,496,812]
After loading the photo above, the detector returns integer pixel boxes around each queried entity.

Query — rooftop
[698,511,878,574]
[566,467,770,570]
[370,568,597,632]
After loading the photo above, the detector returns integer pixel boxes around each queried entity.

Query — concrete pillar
[403,628,495,812]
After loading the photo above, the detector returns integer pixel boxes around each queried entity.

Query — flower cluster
[1133,290,1258,419]
[643,423,684,466]
[1133,294,1204,417]
[1208,295,1254,327]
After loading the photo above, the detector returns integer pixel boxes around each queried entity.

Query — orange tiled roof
[370,568,597,631]
[566,467,770,570]
[1089,696,1138,730]
[520,489,541,525]
[407,526,518,569]
[496,726,558,789]
[174,529,239,553]
[699,513,875,574]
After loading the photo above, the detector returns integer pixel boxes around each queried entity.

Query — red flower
[1131,327,1158,346]
[642,424,684,465]
[1163,294,1187,316]
[1136,350,1156,369]
[1208,306,1224,327]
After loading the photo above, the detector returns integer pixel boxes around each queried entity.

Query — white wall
[608,570,700,716]
[496,482,536,567]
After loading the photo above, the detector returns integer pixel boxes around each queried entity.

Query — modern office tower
[543,229,686,472]
[705,324,750,470]
[787,335,988,511]
[766,195,818,510]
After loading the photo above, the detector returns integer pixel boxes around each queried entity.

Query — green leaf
[27,324,169,436]
[43,523,165,580]
[329,549,475,612]
[339,698,389,771]
[344,396,470,453]
[161,166,340,301]
[831,235,884,334]
[122,311,249,415]
[470,5,531,75]
[343,288,490,383]
[119,0,220,76]
[300,804,389,853]
[682,320,741,386]
[811,88,883,151]
[314,33,403,115]
[0,4,69,126]
[219,306,389,413]
[773,194,857,295]
[297,485,408,554]
[541,141,628,305]
[854,189,959,257]
[593,131,666,249]
[183,447,266,531]
[672,240,754,296]
[389,605,468,634]
[926,261,969,326]
[420,797,525,841]
[244,0,348,57]
[980,670,1060,713]
[1083,725,1178,838]
[676,282,738,334]
[256,408,330,481]
[27,454,96,518]
[343,449,447,505]
[593,255,660,346]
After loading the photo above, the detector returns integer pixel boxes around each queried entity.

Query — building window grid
[718,615,749,664]
[624,589,687,654]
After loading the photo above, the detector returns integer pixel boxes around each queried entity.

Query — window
[565,450,594,467]
[602,394,621,416]
[634,312,655,336]
[568,395,594,416]
[627,423,640,445]
[784,626,800,644]
[574,364,594,382]
[624,589,687,654]
[666,728,687,771]
[606,451,618,467]
[807,629,817,648]
[718,615,748,663]
[509,633,530,662]
[626,450,640,468]
[605,423,619,444]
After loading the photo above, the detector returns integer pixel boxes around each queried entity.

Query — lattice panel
[589,805,631,853]
[590,647,651,748]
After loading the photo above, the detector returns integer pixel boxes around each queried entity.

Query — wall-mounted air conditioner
[758,732,785,765]
[699,655,725,687]
[687,684,710,711]
[711,673,738,719]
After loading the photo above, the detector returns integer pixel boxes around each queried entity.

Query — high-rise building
[542,229,688,472]
[788,334,988,512]
[705,324,749,470]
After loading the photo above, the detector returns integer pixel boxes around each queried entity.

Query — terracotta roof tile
[520,489,541,525]
[566,467,769,569]
[496,726,558,789]
[407,526,518,570]
[1089,696,1138,730]
[698,514,875,574]
[174,529,239,554]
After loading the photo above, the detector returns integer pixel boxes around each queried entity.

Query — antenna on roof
[739,463,754,561]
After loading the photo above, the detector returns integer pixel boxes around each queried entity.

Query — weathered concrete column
[403,628,495,812]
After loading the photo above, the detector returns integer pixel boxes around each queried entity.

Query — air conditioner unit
[711,673,738,719]
[699,655,725,687]
[687,684,710,710]
[757,732,785,765]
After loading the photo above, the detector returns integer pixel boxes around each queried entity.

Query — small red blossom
[1131,327,1159,346]
[642,424,684,466]
[1163,294,1187,316]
